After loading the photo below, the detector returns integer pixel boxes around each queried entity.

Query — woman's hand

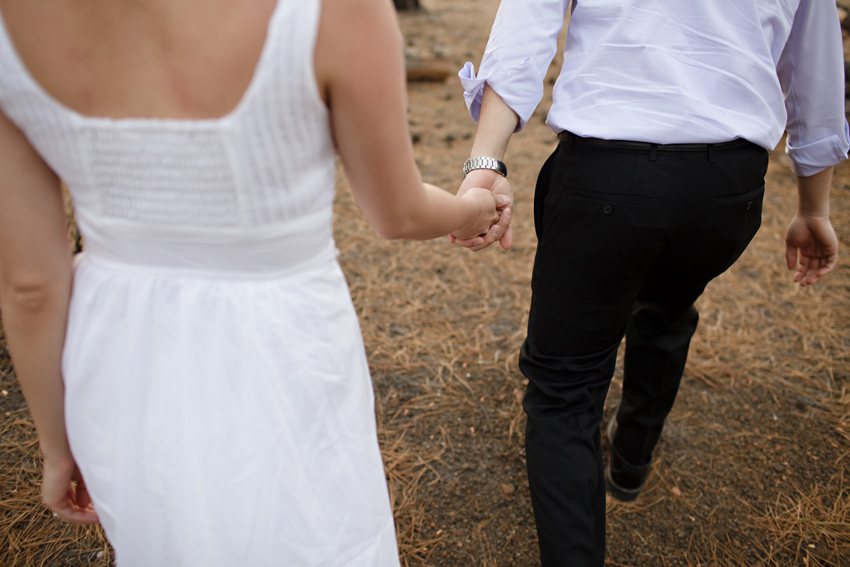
[451,187,509,241]
[42,454,99,524]
[450,168,514,251]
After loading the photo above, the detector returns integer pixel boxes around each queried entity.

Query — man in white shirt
[454,1,847,565]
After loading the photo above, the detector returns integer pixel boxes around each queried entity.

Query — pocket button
[603,204,613,215]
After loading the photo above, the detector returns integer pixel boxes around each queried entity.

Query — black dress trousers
[519,136,769,566]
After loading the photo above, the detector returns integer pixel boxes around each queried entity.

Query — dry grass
[750,471,849,566]
[691,471,849,567]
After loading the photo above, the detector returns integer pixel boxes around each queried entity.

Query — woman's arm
[0,111,97,523]
[314,0,507,241]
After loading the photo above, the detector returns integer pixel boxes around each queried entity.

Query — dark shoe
[604,418,652,502]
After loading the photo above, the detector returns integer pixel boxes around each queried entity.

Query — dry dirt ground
[2,1,849,566]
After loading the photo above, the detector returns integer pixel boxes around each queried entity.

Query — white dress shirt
[460,0,849,176]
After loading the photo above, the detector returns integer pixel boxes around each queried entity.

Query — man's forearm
[796,166,833,217]
[469,85,519,160]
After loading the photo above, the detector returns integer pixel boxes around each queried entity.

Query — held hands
[785,213,838,286]
[449,168,514,251]
[450,186,511,243]
[42,453,99,524]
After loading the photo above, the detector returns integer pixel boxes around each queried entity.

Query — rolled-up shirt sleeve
[779,0,850,176]
[459,0,572,131]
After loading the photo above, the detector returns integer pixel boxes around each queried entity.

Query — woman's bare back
[0,0,277,119]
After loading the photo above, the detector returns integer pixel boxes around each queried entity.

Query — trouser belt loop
[564,131,575,154]
[707,144,717,164]
[649,144,658,162]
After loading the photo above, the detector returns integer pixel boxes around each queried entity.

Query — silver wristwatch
[462,157,508,178]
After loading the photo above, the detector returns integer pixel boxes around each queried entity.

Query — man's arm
[451,85,518,251]
[776,1,846,285]
[453,0,572,251]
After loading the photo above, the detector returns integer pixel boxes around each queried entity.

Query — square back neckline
[0,0,284,128]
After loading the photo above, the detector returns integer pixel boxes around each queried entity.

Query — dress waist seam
[74,243,339,281]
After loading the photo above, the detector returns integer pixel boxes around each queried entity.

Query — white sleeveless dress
[0,2,400,566]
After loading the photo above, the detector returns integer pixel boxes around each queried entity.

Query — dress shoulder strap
[0,8,42,119]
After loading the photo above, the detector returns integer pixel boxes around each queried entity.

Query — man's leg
[522,340,619,567]
[610,143,769,483]
[520,142,666,566]
[613,299,700,468]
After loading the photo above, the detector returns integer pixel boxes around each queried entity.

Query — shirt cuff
[458,58,544,132]
[786,123,850,177]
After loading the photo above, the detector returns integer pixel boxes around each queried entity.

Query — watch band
[462,157,508,178]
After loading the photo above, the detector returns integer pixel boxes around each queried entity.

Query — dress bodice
[0,0,337,276]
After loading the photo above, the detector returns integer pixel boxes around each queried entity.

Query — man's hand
[449,168,513,251]
[785,213,838,286]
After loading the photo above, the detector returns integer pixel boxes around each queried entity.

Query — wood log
[405,57,452,82]
[393,0,420,11]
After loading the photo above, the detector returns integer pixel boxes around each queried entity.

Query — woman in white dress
[0,0,512,565]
